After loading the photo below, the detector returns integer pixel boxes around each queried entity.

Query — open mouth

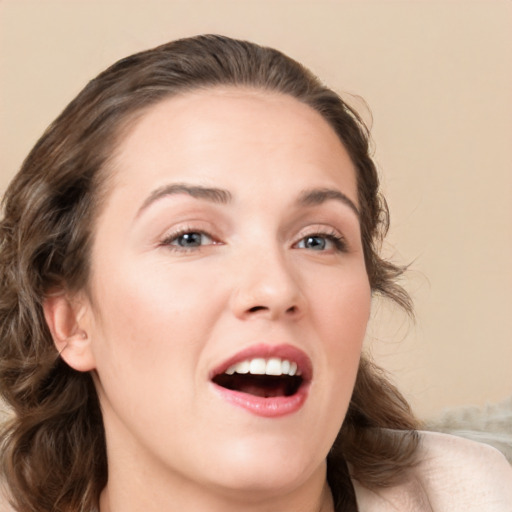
[212,357,304,398]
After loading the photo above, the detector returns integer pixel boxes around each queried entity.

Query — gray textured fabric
[426,396,512,463]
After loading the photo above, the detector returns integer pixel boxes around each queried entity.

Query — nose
[230,246,306,321]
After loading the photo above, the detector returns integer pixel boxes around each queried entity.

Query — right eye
[161,230,215,251]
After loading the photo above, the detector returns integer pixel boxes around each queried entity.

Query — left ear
[43,291,96,372]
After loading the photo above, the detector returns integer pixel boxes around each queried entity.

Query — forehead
[108,87,358,206]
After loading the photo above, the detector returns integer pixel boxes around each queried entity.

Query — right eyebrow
[136,183,232,218]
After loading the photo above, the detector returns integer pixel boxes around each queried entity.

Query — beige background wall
[1,0,511,419]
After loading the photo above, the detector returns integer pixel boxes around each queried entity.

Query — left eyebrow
[297,188,360,218]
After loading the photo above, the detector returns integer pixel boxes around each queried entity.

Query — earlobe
[43,291,96,372]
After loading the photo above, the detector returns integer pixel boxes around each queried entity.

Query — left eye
[295,234,345,252]
[165,231,214,248]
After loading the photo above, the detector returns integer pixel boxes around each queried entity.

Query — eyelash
[159,227,347,253]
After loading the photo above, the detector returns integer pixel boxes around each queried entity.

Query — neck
[100,481,334,512]
[99,452,335,512]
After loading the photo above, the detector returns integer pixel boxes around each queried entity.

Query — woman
[0,34,510,512]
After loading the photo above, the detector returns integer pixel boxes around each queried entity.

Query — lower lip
[212,383,309,418]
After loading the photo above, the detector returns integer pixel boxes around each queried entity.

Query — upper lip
[209,343,313,382]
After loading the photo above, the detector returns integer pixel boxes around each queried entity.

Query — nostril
[248,305,268,313]
[246,305,299,315]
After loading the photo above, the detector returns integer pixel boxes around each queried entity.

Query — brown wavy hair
[0,35,419,512]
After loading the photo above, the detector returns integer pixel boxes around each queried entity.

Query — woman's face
[78,89,371,496]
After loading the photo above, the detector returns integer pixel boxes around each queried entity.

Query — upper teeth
[225,358,300,377]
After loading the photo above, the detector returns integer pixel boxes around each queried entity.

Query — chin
[211,465,316,497]
[199,436,326,495]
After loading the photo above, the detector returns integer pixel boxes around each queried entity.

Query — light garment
[353,431,512,511]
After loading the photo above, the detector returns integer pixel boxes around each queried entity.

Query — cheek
[87,266,223,436]
[88,260,225,385]
[311,264,371,339]
[309,267,371,385]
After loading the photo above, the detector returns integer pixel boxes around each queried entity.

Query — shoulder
[417,431,512,510]
[353,430,512,512]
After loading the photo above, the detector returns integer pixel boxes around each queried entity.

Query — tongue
[237,377,290,398]
[214,374,301,398]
